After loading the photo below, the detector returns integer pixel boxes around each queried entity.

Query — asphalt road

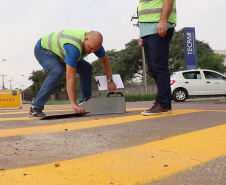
[0,97,225,185]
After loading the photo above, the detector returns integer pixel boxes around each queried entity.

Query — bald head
[86,31,103,45]
[84,31,103,54]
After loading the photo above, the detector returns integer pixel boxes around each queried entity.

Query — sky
[0,0,225,89]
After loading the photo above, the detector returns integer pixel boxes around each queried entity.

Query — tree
[29,30,226,97]
[23,87,33,101]
[169,29,226,73]
[92,31,226,86]
[91,49,122,88]
[92,49,120,75]
[92,40,143,86]
[113,39,143,83]
[92,30,226,86]
[197,53,226,73]
[169,29,186,72]
[29,69,67,97]
[29,70,48,97]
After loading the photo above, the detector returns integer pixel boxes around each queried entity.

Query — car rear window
[182,71,201,79]
[203,71,223,79]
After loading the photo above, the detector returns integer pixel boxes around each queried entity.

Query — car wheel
[172,89,187,102]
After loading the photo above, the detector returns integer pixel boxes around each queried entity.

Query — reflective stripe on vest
[61,34,83,48]
[57,30,65,58]
[140,0,152,2]
[48,33,54,51]
[138,8,176,16]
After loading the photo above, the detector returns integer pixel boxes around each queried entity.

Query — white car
[170,69,226,102]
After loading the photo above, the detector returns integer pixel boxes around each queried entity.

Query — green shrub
[43,94,156,105]
[46,100,70,105]
[125,94,156,102]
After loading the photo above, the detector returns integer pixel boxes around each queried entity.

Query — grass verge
[43,94,157,105]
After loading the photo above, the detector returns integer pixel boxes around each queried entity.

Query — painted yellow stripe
[1,108,225,122]
[0,108,147,119]
[127,107,149,111]
[0,109,73,116]
[0,105,72,112]
[206,110,226,113]
[0,110,202,138]
[1,124,225,185]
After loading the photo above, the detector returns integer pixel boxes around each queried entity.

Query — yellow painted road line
[1,107,224,120]
[0,109,74,116]
[0,106,71,112]
[0,108,147,116]
[1,124,225,185]
[0,108,149,121]
[206,110,226,112]
[0,110,202,138]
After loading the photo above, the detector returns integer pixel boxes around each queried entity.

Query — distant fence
[50,84,157,100]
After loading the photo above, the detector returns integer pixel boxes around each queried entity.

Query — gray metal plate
[80,97,126,115]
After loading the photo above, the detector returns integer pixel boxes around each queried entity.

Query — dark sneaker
[78,97,90,106]
[29,106,46,118]
[141,104,172,116]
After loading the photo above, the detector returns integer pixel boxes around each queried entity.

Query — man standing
[29,29,117,118]
[137,0,176,116]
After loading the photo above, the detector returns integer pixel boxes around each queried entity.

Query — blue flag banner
[184,27,197,70]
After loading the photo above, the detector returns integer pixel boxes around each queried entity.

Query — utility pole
[141,47,148,94]
[0,59,7,89]
[0,75,7,89]
[131,15,148,94]
[21,85,24,101]
[9,78,14,89]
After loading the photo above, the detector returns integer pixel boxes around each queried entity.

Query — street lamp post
[141,47,148,94]
[0,59,6,63]
[131,16,148,94]
[0,59,7,89]
[22,75,28,79]
[21,85,24,101]
[9,78,13,89]
[1,75,6,89]
[21,74,32,101]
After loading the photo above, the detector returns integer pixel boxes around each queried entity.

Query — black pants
[142,28,174,109]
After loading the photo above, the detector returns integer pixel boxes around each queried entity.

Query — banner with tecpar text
[184,27,197,70]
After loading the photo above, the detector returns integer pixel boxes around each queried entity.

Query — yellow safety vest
[41,29,89,61]
[138,0,176,24]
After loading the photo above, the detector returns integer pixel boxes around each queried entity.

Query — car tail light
[170,80,175,85]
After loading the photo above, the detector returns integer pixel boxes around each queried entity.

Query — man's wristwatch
[107,78,113,82]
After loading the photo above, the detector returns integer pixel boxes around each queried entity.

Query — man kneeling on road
[29,29,117,118]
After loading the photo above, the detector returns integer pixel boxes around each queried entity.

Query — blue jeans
[33,46,92,110]
[142,28,174,109]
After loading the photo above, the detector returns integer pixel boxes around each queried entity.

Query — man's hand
[108,81,117,94]
[157,21,167,37]
[72,104,86,114]
[100,54,117,95]
[138,38,143,46]
[66,64,86,114]
[157,0,174,37]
